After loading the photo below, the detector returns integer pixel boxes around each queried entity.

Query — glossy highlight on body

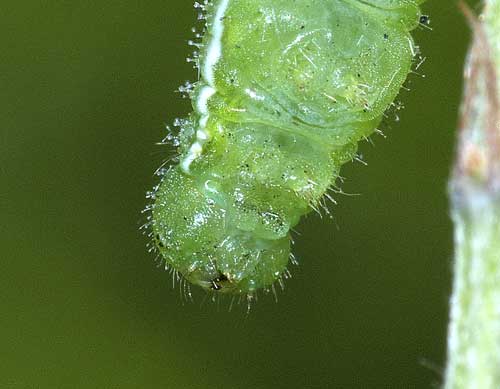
[150,0,425,295]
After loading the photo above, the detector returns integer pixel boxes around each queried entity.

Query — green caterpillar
[150,0,425,295]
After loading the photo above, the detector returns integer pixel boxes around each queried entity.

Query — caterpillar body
[151,0,425,294]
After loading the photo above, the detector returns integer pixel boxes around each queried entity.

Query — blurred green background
[1,1,479,388]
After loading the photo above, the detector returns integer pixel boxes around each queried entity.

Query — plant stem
[445,1,500,388]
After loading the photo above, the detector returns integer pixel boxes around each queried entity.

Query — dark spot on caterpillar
[419,15,430,25]
[155,234,165,248]
[384,33,389,39]
[210,272,229,291]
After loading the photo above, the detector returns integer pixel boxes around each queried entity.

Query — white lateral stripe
[197,85,216,115]
[181,0,230,173]
[203,0,230,85]
[181,142,203,172]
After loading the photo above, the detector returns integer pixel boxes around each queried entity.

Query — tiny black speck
[419,15,429,25]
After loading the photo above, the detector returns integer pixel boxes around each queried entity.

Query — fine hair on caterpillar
[147,0,426,297]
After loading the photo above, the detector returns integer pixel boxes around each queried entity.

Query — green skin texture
[153,0,424,294]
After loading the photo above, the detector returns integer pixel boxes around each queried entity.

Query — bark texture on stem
[445,1,500,388]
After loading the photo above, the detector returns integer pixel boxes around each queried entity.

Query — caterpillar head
[152,167,290,294]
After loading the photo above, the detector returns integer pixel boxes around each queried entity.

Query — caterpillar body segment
[152,0,424,294]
